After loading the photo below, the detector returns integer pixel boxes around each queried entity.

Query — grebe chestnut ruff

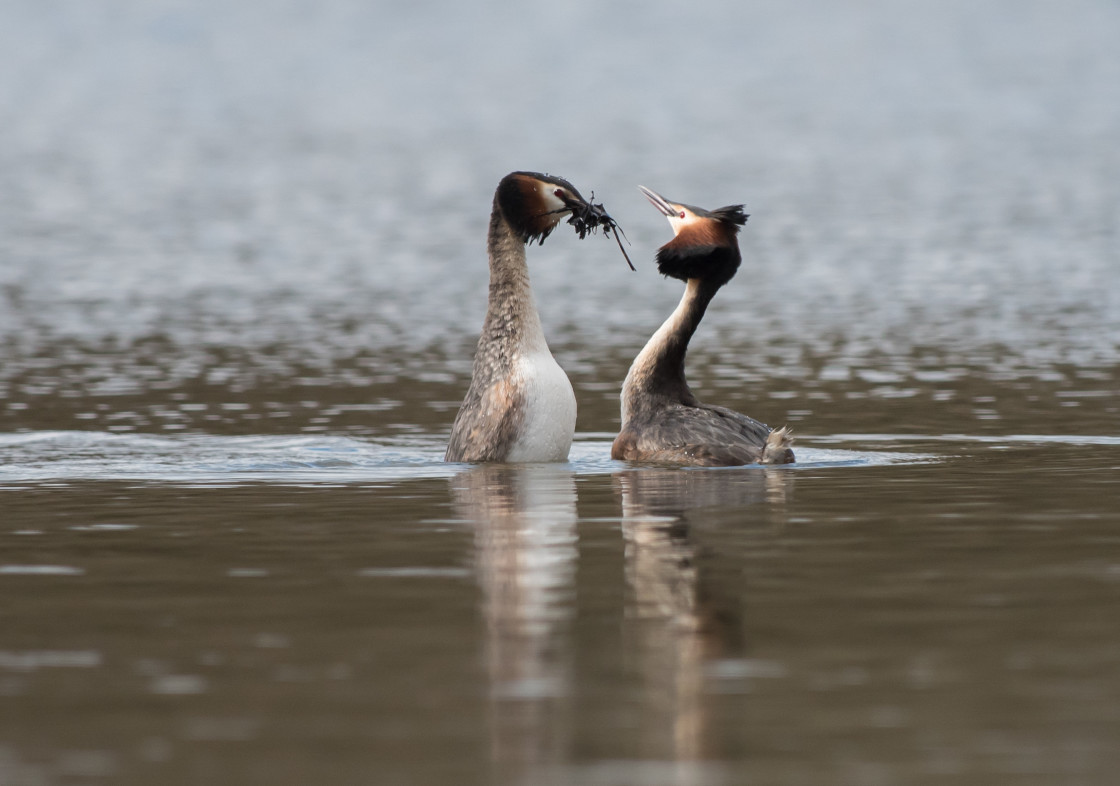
[446,171,630,464]
[611,186,794,466]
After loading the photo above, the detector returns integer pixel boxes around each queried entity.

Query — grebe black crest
[445,171,630,464]
[611,185,794,466]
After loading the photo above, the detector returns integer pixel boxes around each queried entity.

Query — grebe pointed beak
[555,189,590,213]
[638,185,679,218]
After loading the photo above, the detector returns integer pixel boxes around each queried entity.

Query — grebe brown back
[611,186,794,466]
[446,171,626,463]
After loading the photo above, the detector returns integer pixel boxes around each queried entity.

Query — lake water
[2,1,1119,784]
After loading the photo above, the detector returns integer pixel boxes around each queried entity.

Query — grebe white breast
[611,186,793,466]
[446,171,627,463]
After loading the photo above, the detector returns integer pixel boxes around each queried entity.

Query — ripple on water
[0,565,86,576]
[0,430,937,486]
[0,651,102,670]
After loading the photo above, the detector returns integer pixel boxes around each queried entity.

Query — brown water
[4,436,1120,785]
[3,0,1120,784]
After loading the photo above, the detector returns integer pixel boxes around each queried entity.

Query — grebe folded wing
[692,405,793,465]
[697,403,774,444]
[445,375,527,463]
[614,403,783,466]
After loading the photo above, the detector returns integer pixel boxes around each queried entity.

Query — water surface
[2,0,1119,784]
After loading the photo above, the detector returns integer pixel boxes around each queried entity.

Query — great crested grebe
[446,171,629,464]
[612,186,794,466]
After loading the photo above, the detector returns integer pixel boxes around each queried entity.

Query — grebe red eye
[555,189,565,199]
[679,211,686,219]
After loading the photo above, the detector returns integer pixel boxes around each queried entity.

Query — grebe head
[496,172,635,268]
[638,185,748,286]
[496,172,585,244]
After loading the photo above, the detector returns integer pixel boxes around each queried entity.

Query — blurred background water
[1,1,1119,784]
[2,0,1118,439]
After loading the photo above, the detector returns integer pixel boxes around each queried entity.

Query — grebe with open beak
[612,186,793,466]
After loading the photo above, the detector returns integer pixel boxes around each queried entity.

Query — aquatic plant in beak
[545,192,635,270]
